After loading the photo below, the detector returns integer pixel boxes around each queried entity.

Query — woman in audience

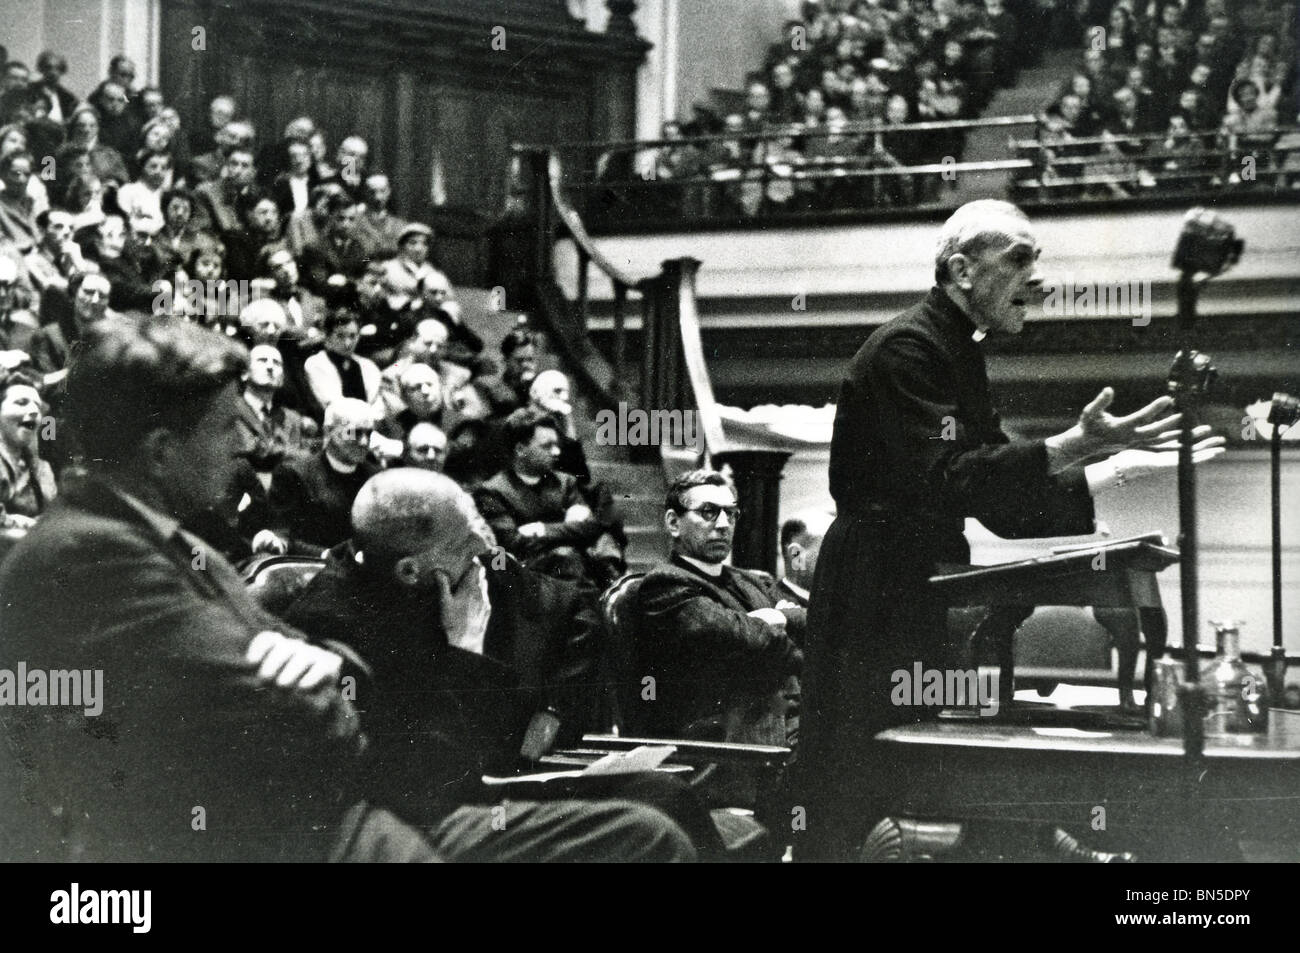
[0,124,50,217]
[60,103,128,188]
[155,186,204,275]
[0,370,56,529]
[80,213,158,314]
[63,172,107,232]
[181,235,240,331]
[0,150,39,252]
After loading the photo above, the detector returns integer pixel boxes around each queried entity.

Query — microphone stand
[1168,273,1211,761]
[1264,394,1298,700]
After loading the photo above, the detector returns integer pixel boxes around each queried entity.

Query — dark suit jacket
[284,546,603,822]
[0,476,367,861]
[236,396,311,473]
[775,578,809,608]
[475,468,607,559]
[267,450,379,553]
[635,554,804,741]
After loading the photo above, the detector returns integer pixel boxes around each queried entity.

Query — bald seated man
[378,361,443,444]
[404,420,447,472]
[284,468,718,860]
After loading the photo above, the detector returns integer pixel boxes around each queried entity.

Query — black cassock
[796,286,1096,860]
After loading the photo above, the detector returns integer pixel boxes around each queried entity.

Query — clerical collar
[513,469,542,487]
[971,328,987,343]
[325,449,359,474]
[678,553,724,577]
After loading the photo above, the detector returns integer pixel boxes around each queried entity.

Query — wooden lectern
[930,534,1180,714]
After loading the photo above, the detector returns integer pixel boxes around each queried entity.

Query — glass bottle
[1204,620,1269,736]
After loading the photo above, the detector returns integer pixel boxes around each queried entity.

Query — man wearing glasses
[636,469,804,747]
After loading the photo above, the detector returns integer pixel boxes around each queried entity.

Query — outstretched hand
[1048,388,1187,470]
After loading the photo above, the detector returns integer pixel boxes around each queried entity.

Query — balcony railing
[514,117,1300,230]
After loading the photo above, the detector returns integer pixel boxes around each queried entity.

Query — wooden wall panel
[158,0,647,283]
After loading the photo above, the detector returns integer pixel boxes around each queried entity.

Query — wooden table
[875,708,1300,859]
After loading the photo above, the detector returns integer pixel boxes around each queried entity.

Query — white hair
[529,369,569,401]
[324,398,374,431]
[933,200,1030,284]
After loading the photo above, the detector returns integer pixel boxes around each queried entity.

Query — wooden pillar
[713,449,791,575]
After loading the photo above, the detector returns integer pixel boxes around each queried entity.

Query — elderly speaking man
[797,199,1225,861]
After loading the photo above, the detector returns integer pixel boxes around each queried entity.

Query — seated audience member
[154,187,204,274]
[303,306,381,418]
[90,78,140,159]
[381,223,451,311]
[29,271,114,375]
[404,420,448,472]
[354,259,412,362]
[188,95,236,160]
[443,417,499,491]
[0,316,692,862]
[0,369,56,527]
[188,116,252,185]
[80,214,157,314]
[62,171,107,233]
[270,136,319,216]
[284,470,608,803]
[58,105,128,189]
[527,369,590,487]
[112,149,171,237]
[193,145,258,238]
[284,469,712,858]
[298,191,370,295]
[474,407,619,586]
[777,509,834,612]
[285,181,343,257]
[323,135,369,200]
[178,235,241,329]
[263,245,324,339]
[0,316,398,862]
[0,256,38,358]
[238,341,312,474]
[0,150,38,252]
[356,172,406,256]
[227,190,286,280]
[480,327,540,418]
[25,208,88,314]
[636,468,803,746]
[264,397,380,554]
[31,50,78,124]
[378,361,444,443]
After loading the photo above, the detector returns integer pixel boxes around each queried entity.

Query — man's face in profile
[960,223,1043,335]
